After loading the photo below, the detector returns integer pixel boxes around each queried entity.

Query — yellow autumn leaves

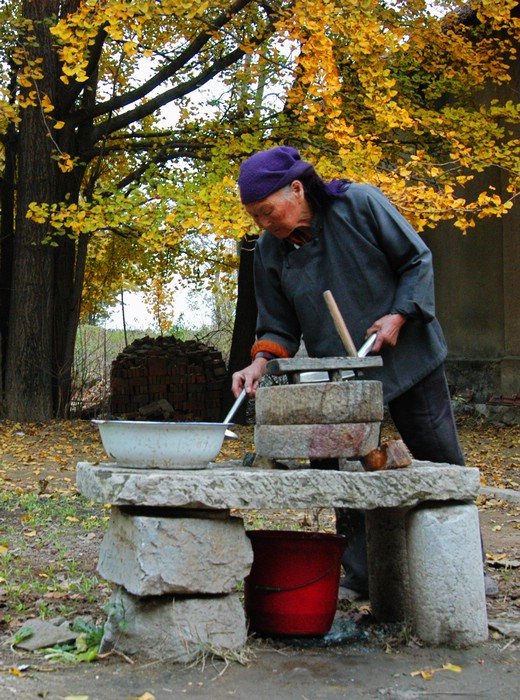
[3,0,518,292]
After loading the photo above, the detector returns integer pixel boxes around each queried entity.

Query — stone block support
[98,508,253,596]
[406,502,488,646]
[101,587,247,663]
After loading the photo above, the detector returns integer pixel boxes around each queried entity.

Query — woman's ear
[291,180,304,197]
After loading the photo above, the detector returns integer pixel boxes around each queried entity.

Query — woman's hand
[366,313,407,353]
[231,357,269,398]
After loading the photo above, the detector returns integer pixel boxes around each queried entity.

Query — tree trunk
[4,0,62,420]
[5,104,56,420]
[50,226,85,416]
[224,234,258,422]
[0,120,17,401]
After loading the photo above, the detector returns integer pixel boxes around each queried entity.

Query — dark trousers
[387,364,464,466]
[336,364,466,592]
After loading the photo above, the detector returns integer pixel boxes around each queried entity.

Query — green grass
[0,491,110,625]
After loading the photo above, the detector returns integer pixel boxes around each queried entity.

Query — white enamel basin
[92,420,232,469]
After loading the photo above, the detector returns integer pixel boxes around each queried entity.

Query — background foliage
[0,0,518,419]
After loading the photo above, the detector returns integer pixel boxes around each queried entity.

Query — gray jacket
[254,183,447,402]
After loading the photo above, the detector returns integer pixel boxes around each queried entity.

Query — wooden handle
[323,290,358,357]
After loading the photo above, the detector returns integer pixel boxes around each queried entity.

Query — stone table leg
[366,507,411,622]
[406,501,488,646]
[101,587,247,663]
[98,507,253,661]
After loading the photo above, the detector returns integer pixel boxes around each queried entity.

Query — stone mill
[77,351,488,660]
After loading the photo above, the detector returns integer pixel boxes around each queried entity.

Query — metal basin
[92,420,232,469]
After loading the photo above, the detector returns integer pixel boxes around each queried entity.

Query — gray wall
[424,190,518,399]
[422,44,519,399]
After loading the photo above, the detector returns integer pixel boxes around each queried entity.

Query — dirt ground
[0,416,519,699]
[0,636,519,699]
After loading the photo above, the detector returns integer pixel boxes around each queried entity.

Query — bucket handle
[250,563,339,593]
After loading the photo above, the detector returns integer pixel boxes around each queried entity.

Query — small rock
[361,447,387,471]
[361,440,412,471]
[488,618,520,638]
[14,619,79,651]
[384,440,413,469]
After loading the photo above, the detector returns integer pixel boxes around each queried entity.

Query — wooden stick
[323,290,358,357]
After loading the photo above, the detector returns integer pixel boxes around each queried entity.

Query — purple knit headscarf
[237,146,314,204]
[238,146,347,204]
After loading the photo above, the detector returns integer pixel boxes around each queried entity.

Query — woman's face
[244,181,312,238]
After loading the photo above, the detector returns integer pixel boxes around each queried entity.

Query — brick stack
[109,336,228,420]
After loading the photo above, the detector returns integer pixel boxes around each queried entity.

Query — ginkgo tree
[0,0,518,420]
[0,0,280,419]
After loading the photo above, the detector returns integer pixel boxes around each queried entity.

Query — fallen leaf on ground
[8,667,25,677]
[411,663,462,679]
[442,663,462,673]
[411,669,434,680]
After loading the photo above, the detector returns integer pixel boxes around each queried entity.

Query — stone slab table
[77,460,487,656]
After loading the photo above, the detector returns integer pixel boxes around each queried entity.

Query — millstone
[255,381,383,425]
[254,422,380,459]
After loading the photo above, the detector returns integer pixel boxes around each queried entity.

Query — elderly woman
[232,145,497,597]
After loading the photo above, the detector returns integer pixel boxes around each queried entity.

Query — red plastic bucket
[244,530,347,637]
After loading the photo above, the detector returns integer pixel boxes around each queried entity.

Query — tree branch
[71,0,259,124]
[88,45,255,143]
[73,1,278,150]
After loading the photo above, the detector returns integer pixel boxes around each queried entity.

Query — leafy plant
[41,619,105,664]
[10,626,33,647]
